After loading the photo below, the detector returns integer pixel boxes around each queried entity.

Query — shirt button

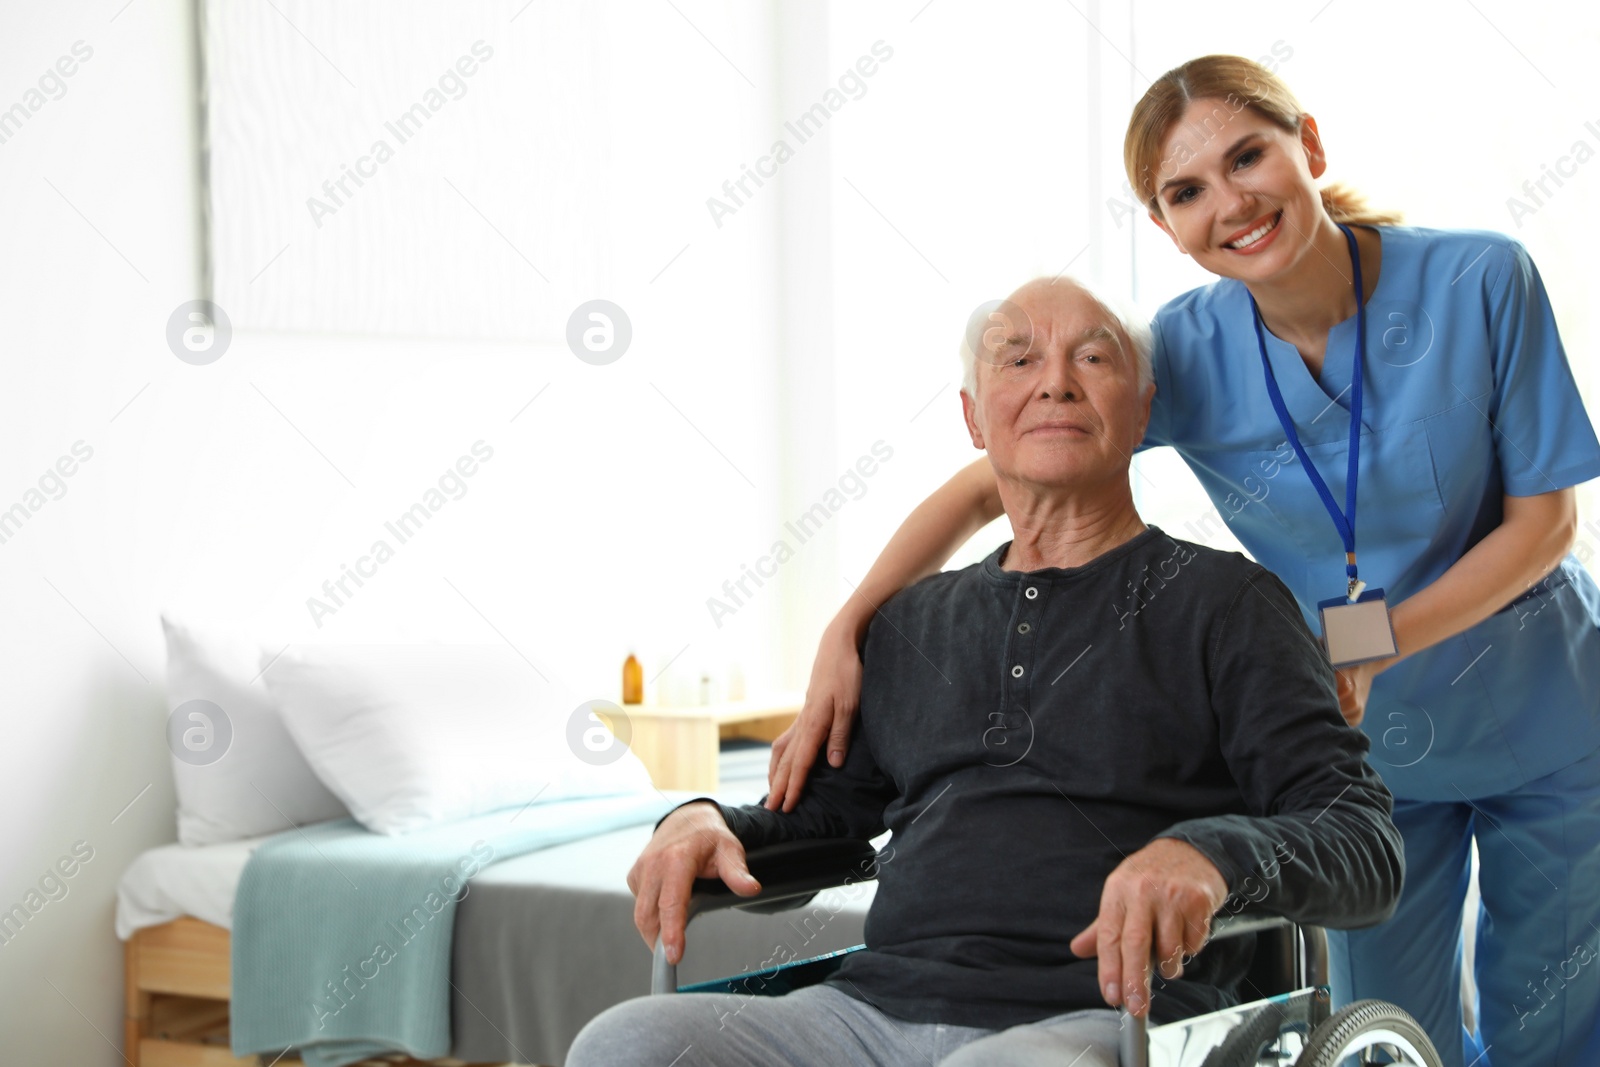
[1025,587,1039,600]
[1011,665,1025,677]
[1017,623,1031,634]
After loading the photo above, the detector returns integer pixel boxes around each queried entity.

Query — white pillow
[261,643,655,835]
[161,615,350,846]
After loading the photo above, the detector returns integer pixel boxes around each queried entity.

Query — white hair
[959,278,1153,398]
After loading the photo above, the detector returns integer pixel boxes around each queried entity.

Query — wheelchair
[651,839,1443,1067]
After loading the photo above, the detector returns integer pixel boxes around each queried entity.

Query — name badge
[1317,588,1398,668]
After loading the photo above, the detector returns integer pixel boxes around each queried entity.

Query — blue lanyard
[1249,223,1367,597]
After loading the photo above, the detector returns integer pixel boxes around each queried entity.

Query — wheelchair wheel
[1295,1000,1442,1066]
[1200,1003,1309,1066]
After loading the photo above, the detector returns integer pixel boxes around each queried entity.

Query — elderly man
[567,277,1403,1067]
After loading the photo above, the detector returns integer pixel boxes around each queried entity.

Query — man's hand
[1068,838,1229,1018]
[626,802,762,964]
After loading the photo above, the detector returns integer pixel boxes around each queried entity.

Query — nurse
[764,54,1600,1067]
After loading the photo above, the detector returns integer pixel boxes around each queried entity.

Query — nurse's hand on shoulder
[767,625,864,812]
[1335,662,1380,727]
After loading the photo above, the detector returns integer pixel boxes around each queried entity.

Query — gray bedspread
[449,775,877,1066]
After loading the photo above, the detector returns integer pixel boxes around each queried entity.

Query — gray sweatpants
[565,981,1121,1067]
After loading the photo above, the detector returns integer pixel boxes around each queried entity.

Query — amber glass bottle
[622,652,643,704]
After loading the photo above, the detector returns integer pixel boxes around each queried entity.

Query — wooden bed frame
[123,918,515,1067]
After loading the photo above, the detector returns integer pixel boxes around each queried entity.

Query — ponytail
[1319,182,1404,226]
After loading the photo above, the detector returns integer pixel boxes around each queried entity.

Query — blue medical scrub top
[1144,225,1600,801]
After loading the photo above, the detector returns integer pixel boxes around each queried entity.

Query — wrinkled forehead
[1006,283,1121,351]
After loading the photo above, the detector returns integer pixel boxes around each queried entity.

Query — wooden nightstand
[602,694,803,792]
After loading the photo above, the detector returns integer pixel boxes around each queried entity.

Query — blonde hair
[1124,54,1402,227]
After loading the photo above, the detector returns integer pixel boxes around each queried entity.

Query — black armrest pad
[690,839,881,916]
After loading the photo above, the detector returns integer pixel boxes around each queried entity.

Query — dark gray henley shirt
[677,526,1403,1028]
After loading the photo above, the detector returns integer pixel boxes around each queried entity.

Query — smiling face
[1147,97,1330,283]
[961,280,1153,494]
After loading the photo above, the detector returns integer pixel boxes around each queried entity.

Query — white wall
[0,1,798,1059]
[0,0,204,1057]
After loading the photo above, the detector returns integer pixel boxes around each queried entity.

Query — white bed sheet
[116,832,268,939]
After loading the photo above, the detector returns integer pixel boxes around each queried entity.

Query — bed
[118,749,879,1067]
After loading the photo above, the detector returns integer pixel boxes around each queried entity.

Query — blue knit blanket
[230,792,673,1067]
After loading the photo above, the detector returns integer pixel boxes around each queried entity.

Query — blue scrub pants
[1329,743,1600,1067]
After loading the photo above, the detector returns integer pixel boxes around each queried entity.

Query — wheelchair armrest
[688,838,882,918]
[1208,911,1291,940]
[1117,910,1329,1067]
[1210,909,1329,989]
[652,838,882,994]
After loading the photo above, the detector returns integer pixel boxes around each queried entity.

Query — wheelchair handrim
[1326,1025,1434,1064]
